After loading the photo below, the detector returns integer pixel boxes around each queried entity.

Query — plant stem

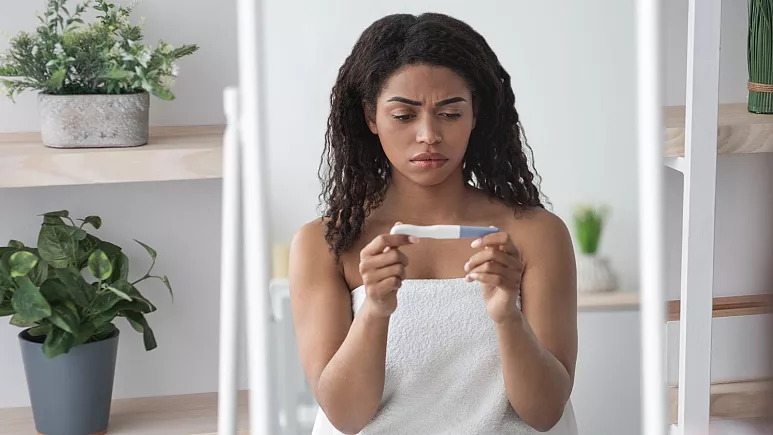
[748,0,773,113]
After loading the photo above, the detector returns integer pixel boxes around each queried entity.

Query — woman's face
[366,64,476,187]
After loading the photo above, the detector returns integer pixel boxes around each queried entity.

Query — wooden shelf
[0,391,249,435]
[664,103,773,157]
[577,291,640,310]
[0,125,224,189]
[669,379,773,425]
[667,294,773,322]
[577,292,773,317]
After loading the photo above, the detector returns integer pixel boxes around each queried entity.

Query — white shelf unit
[664,0,772,434]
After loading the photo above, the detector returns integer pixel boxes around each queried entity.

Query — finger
[466,271,509,288]
[370,275,403,296]
[362,263,406,286]
[464,249,513,272]
[384,222,404,252]
[360,249,408,272]
[470,231,520,258]
[466,259,510,278]
[363,234,418,256]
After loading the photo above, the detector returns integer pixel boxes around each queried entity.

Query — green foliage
[0,210,173,359]
[748,0,773,113]
[572,204,610,255]
[0,0,199,101]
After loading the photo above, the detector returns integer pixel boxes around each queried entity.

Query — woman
[289,12,578,435]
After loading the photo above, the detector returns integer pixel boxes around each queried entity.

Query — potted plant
[748,0,773,114]
[0,210,173,435]
[0,0,199,148]
[572,203,618,293]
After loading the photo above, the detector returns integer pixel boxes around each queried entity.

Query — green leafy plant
[0,210,173,359]
[748,0,773,113]
[572,204,610,255]
[0,0,199,101]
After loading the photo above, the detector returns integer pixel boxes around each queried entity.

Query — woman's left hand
[464,230,524,324]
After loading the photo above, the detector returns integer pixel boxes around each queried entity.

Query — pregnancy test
[390,224,499,239]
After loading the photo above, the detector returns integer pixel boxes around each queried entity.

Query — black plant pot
[19,328,120,435]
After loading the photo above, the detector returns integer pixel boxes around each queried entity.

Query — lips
[410,152,449,169]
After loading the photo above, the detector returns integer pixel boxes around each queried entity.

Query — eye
[392,114,414,121]
[440,112,462,120]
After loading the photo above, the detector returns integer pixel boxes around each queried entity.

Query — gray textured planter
[19,328,120,435]
[38,92,150,149]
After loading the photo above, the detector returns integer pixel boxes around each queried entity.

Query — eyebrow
[386,96,467,106]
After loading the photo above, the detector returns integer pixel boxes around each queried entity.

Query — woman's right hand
[358,225,418,318]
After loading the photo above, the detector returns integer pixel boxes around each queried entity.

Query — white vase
[576,254,618,293]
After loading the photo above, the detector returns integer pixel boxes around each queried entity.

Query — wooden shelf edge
[577,291,640,310]
[669,379,773,424]
[667,294,773,322]
[0,125,225,189]
[0,391,250,435]
[664,103,773,157]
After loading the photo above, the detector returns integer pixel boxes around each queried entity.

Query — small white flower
[137,50,152,67]
[160,42,173,54]
[171,63,180,77]
[54,43,64,56]
[31,46,39,56]
[161,75,175,87]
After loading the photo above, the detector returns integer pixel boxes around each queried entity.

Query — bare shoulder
[290,217,331,258]
[289,217,344,292]
[504,206,574,267]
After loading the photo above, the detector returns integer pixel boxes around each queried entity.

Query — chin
[392,161,464,187]
[404,170,455,187]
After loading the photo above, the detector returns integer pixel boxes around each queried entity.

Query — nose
[416,116,442,145]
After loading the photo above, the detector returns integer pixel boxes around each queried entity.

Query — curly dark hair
[318,12,547,261]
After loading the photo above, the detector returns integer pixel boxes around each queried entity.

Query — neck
[379,168,473,224]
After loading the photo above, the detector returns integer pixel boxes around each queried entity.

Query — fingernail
[383,246,391,253]
[409,236,419,244]
[471,238,481,248]
[464,261,470,272]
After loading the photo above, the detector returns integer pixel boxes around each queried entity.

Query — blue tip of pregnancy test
[459,226,500,239]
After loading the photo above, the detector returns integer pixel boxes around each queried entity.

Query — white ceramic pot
[38,92,150,148]
[576,254,618,293]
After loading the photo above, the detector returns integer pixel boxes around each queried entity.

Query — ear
[362,100,378,134]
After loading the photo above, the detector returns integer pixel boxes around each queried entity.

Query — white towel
[311,278,578,435]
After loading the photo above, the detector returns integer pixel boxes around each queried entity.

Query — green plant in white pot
[572,203,618,293]
[0,0,199,148]
[0,210,173,435]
